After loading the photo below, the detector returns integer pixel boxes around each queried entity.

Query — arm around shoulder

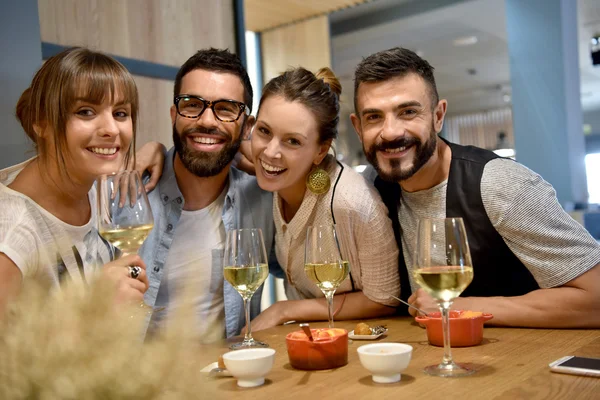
[135,141,167,192]
[347,185,401,307]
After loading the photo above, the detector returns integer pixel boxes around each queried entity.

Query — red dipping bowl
[285,328,348,370]
[415,310,493,347]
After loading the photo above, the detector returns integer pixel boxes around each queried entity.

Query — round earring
[306,165,331,195]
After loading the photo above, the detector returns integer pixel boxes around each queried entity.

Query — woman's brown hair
[258,67,341,144]
[15,47,139,173]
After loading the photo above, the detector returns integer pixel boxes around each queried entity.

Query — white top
[274,155,400,307]
[399,158,600,292]
[0,159,114,286]
[151,187,227,343]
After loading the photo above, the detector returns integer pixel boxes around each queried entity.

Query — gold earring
[306,165,330,195]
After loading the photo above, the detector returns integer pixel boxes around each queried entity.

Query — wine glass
[223,228,270,349]
[97,170,155,311]
[304,224,350,328]
[413,217,474,377]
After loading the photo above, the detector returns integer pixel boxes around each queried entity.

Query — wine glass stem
[441,301,454,365]
[325,292,335,328]
[243,296,253,342]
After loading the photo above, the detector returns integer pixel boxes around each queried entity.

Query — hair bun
[315,67,342,97]
[15,87,36,142]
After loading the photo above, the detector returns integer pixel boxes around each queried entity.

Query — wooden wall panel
[134,76,174,149]
[38,0,235,67]
[245,0,369,32]
[261,16,331,83]
[39,0,237,149]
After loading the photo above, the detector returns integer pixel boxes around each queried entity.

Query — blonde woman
[246,67,399,330]
[0,48,148,314]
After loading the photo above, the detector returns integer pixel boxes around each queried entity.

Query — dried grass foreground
[0,276,209,400]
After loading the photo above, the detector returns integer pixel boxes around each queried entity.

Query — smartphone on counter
[549,356,600,377]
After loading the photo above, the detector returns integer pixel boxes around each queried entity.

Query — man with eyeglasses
[138,48,275,341]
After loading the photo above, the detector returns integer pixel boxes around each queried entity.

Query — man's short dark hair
[353,47,439,112]
[174,48,253,112]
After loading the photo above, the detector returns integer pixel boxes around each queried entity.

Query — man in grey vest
[139,49,274,340]
[350,47,600,328]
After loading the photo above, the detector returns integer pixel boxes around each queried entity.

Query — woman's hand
[134,141,167,192]
[101,254,148,304]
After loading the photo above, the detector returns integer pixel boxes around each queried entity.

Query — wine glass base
[423,362,475,377]
[229,339,269,350]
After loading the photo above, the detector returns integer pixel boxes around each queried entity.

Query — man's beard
[364,122,438,182]
[172,124,241,178]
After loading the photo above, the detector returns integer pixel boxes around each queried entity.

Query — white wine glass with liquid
[304,224,349,328]
[97,171,155,312]
[413,217,474,377]
[223,228,269,349]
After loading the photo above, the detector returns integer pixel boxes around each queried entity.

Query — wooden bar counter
[196,318,600,399]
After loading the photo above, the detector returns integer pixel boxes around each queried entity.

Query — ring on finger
[128,266,142,280]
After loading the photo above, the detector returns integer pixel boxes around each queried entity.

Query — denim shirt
[140,147,275,338]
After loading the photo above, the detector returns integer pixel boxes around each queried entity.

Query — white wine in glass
[99,224,154,255]
[223,228,269,349]
[304,225,349,328]
[223,264,269,299]
[304,261,350,292]
[413,266,474,303]
[413,217,474,377]
[97,171,155,312]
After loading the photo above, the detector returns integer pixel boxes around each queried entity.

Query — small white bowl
[357,343,413,383]
[222,348,276,387]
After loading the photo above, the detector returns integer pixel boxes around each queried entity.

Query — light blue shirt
[140,147,275,337]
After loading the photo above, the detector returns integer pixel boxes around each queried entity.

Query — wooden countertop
[196,317,600,400]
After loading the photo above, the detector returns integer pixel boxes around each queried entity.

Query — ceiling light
[453,36,478,46]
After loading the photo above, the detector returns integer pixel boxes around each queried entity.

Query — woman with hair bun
[248,67,400,330]
[0,47,148,315]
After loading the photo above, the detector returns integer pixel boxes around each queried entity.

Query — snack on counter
[415,310,494,347]
[459,311,484,319]
[354,322,372,335]
[218,355,226,369]
[286,328,349,370]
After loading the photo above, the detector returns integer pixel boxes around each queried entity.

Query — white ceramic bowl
[357,343,413,383]
[222,348,276,387]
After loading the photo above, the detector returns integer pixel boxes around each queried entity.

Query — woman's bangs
[66,60,138,111]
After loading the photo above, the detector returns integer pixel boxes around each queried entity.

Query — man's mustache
[374,136,421,151]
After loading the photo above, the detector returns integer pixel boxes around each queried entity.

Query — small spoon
[388,294,430,317]
[299,323,314,341]
[208,367,228,377]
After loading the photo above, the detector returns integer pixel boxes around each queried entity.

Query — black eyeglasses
[174,95,250,122]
